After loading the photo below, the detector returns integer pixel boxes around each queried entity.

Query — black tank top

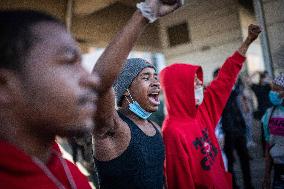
[94,112,165,189]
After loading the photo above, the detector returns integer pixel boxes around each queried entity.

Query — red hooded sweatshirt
[0,140,91,189]
[160,51,245,189]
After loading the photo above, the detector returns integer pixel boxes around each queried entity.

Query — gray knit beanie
[114,58,156,106]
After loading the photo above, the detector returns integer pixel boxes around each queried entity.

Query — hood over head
[160,63,203,118]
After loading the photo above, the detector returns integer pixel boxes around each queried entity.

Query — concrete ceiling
[0,0,161,52]
[72,0,161,52]
[72,2,161,52]
[73,0,139,16]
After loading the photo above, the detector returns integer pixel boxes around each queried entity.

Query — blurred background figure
[68,136,87,164]
[261,73,284,189]
[248,71,273,156]
[67,134,99,187]
[250,71,272,120]
[222,78,254,189]
[215,120,228,171]
[213,68,228,171]
[240,76,258,148]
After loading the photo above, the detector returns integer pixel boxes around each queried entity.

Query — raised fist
[247,24,261,42]
[145,0,183,17]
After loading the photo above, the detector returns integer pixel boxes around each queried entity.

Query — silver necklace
[31,149,77,189]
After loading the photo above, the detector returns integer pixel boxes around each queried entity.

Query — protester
[215,119,228,171]
[68,136,87,163]
[249,71,273,156]
[91,1,182,189]
[251,71,272,120]
[67,134,99,187]
[213,68,228,171]
[0,10,99,188]
[222,79,254,189]
[242,76,258,147]
[262,73,284,189]
[160,24,261,189]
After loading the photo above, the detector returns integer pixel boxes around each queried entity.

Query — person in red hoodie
[0,10,100,189]
[160,24,261,189]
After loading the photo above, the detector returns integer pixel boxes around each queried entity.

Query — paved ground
[234,146,265,189]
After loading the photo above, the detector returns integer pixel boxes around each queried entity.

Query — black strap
[268,106,277,122]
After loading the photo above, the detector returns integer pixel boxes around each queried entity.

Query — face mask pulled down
[126,89,152,120]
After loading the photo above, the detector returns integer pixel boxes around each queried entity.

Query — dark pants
[273,164,284,189]
[224,134,253,189]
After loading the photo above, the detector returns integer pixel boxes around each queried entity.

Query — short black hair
[0,10,64,71]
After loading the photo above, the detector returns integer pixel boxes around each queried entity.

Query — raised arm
[202,24,261,128]
[238,24,261,56]
[93,11,147,94]
[92,0,182,135]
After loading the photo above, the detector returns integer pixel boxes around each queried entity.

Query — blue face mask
[269,90,283,106]
[129,101,152,120]
[126,89,152,120]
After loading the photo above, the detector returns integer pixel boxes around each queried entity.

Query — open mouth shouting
[148,90,160,106]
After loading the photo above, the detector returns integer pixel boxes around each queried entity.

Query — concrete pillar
[253,0,284,76]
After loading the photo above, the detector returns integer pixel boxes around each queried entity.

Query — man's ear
[0,69,19,105]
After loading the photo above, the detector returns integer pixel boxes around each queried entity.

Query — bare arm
[93,11,148,94]
[238,24,261,56]
[203,24,261,128]
[92,1,182,136]
[92,11,148,136]
[238,24,262,87]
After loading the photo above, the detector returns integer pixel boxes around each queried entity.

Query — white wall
[239,7,265,75]
[159,0,244,83]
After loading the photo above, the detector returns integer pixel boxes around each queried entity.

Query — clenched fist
[247,24,261,43]
[146,0,183,17]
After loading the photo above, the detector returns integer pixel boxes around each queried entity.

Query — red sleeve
[164,132,195,189]
[202,51,245,129]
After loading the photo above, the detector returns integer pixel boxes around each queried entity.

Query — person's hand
[238,24,261,55]
[148,0,183,17]
[247,24,261,43]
